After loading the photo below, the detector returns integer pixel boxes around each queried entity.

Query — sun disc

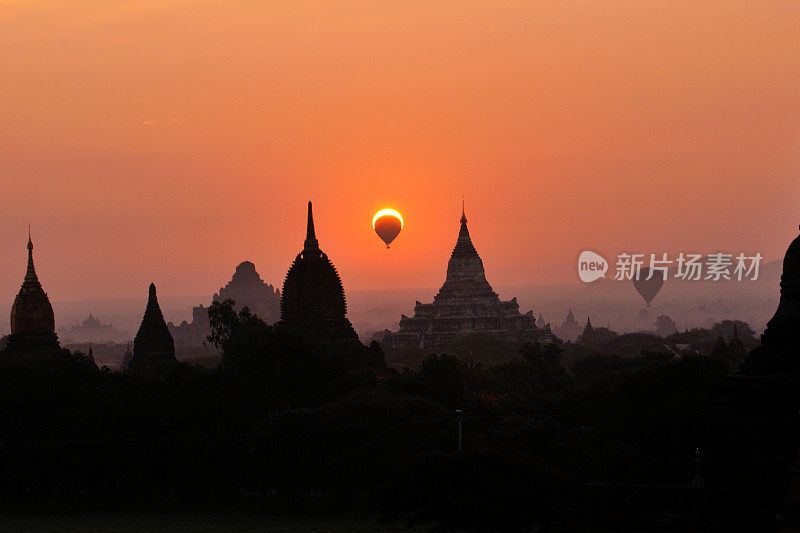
[372,208,403,229]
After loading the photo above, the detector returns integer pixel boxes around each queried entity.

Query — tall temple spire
[304,201,319,251]
[131,282,176,367]
[451,201,478,262]
[25,227,38,283]
[281,201,359,345]
[439,201,491,294]
[8,228,58,355]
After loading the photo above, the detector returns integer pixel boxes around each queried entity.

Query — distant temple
[168,261,280,348]
[554,309,582,342]
[168,305,211,348]
[214,261,280,323]
[5,232,60,356]
[61,313,125,344]
[745,225,800,374]
[278,202,360,345]
[579,316,593,345]
[727,325,746,371]
[383,205,554,350]
[86,344,98,369]
[121,343,133,370]
[130,283,176,368]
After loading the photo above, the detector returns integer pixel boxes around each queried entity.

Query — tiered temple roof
[131,283,176,367]
[279,202,360,345]
[384,205,554,350]
[6,232,59,355]
[214,261,281,323]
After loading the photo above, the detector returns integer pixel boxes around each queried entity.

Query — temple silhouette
[6,232,60,356]
[214,261,280,323]
[129,283,176,368]
[554,308,582,342]
[744,225,800,374]
[383,204,554,350]
[278,202,360,345]
[169,261,280,348]
[61,313,125,344]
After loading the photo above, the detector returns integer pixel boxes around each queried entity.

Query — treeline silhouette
[0,300,787,530]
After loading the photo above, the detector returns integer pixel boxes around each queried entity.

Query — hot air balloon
[372,209,403,248]
[632,267,664,307]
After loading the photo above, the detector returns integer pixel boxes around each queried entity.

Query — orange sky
[2,1,799,302]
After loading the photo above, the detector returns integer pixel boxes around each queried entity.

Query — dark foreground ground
[0,513,427,532]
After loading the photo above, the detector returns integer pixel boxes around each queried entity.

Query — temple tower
[131,283,176,367]
[384,204,553,351]
[279,202,360,345]
[6,231,59,355]
[579,316,594,345]
[762,226,800,349]
[213,261,281,323]
[554,308,582,342]
[745,226,800,374]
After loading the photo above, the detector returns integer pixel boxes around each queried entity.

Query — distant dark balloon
[372,209,403,248]
[633,267,664,307]
[633,267,664,306]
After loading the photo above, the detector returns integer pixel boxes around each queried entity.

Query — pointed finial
[148,282,157,301]
[24,226,38,283]
[460,197,467,224]
[304,201,319,251]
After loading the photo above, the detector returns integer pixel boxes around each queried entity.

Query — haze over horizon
[3,1,799,302]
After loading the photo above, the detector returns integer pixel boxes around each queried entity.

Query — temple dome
[281,251,347,321]
[760,226,800,348]
[780,227,800,287]
[10,234,55,337]
[234,261,257,278]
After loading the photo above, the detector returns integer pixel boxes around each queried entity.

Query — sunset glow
[1,1,798,302]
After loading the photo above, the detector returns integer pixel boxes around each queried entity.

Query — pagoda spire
[304,201,319,251]
[25,226,39,283]
[132,282,175,367]
[456,200,473,249]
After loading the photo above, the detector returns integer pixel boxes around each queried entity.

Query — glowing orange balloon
[372,209,404,248]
